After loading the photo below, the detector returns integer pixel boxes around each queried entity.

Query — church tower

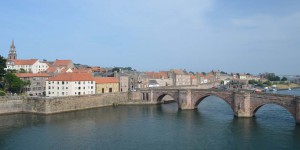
[8,40,17,61]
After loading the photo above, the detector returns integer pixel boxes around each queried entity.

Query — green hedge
[0,90,6,96]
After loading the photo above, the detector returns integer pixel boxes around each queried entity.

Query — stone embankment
[0,92,153,115]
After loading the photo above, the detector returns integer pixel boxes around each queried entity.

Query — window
[78,92,81,95]
[78,87,81,90]
[83,87,85,89]
[62,81,64,85]
[57,87,59,90]
[62,92,64,95]
[66,87,68,89]
[48,86,51,89]
[52,86,54,89]
[91,86,93,89]
[102,88,104,93]
[48,91,50,95]
[78,81,81,85]
[109,88,112,93]
[57,81,59,84]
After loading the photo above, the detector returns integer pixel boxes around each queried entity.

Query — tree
[4,73,28,93]
[263,80,272,86]
[220,80,224,85]
[189,71,195,75]
[19,68,26,73]
[112,67,120,72]
[0,55,6,78]
[281,77,288,81]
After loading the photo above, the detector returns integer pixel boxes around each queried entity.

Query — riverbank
[275,83,300,90]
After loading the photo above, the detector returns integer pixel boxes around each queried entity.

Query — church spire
[10,40,15,50]
[8,40,17,60]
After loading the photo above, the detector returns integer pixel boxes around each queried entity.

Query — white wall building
[46,73,96,97]
[6,59,49,73]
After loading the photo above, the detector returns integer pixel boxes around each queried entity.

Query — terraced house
[16,73,51,96]
[94,77,119,94]
[46,73,95,97]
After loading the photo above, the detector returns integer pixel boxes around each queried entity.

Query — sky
[0,0,299,75]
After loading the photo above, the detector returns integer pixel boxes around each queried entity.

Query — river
[1,89,300,149]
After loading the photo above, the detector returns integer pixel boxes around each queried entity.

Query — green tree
[263,80,272,86]
[112,67,120,72]
[19,68,27,73]
[281,77,288,81]
[0,55,6,76]
[4,73,28,93]
[220,80,224,85]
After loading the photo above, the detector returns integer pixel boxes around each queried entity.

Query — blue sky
[0,0,299,75]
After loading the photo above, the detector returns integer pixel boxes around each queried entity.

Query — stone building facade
[94,77,119,94]
[16,73,51,96]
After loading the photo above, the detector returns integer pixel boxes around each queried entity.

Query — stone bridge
[140,88,300,124]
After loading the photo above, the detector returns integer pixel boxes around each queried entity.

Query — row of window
[48,81,94,85]
[47,91,94,96]
[48,86,94,90]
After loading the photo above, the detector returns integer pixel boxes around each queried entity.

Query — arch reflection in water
[197,96,234,120]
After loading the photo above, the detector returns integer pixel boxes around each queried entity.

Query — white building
[46,73,96,97]
[6,59,49,73]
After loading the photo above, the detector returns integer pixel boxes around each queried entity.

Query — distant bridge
[140,88,300,124]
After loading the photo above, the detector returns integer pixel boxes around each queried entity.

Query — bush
[0,90,6,96]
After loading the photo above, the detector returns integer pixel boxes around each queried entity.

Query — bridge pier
[178,90,195,110]
[234,92,253,117]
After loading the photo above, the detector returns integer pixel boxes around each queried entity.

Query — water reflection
[1,95,300,149]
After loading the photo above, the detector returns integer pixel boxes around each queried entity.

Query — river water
[1,89,300,149]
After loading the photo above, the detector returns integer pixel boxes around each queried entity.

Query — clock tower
[7,40,17,61]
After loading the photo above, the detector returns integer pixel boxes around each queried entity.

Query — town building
[5,41,49,73]
[16,73,51,96]
[148,80,160,87]
[94,77,119,94]
[46,73,95,97]
[145,71,173,87]
[53,59,75,69]
[119,76,129,92]
[190,74,197,85]
[6,59,49,73]
[170,69,191,86]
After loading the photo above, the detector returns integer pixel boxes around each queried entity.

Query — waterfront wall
[0,92,148,115]
[0,96,23,114]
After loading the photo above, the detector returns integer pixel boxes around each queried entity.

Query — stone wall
[0,96,23,114]
[0,92,145,115]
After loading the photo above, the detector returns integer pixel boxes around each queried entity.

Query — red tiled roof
[53,59,72,66]
[172,69,186,75]
[47,73,95,81]
[13,59,38,65]
[46,67,57,73]
[16,73,51,78]
[94,77,119,84]
[146,72,168,79]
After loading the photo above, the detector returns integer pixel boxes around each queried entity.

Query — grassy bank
[275,83,300,90]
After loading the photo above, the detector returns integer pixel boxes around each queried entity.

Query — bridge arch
[252,102,296,120]
[154,92,179,107]
[194,94,234,112]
